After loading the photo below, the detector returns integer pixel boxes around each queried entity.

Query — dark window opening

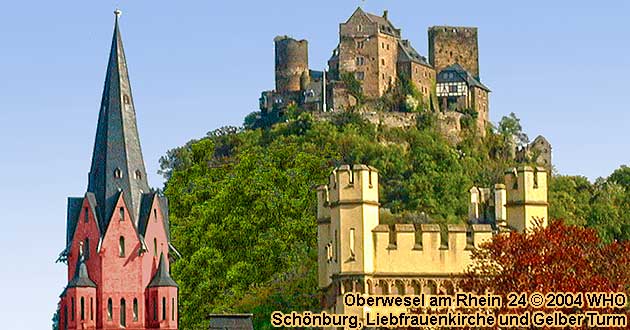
[120,298,126,327]
[133,298,138,321]
[107,298,112,320]
[119,236,125,257]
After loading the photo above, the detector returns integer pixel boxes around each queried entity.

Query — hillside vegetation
[159,112,630,329]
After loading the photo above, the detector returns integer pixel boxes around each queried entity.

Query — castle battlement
[317,164,548,314]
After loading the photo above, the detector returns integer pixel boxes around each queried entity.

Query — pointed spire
[148,253,178,287]
[88,10,150,230]
[67,259,97,288]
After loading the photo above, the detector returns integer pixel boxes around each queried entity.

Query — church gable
[139,194,173,286]
[67,195,101,281]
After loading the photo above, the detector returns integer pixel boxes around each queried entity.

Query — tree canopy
[159,110,630,329]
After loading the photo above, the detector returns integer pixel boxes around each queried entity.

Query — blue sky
[0,1,628,328]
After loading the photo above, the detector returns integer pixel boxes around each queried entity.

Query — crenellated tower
[504,166,548,232]
[316,164,548,317]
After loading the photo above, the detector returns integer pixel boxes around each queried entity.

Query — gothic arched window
[107,298,112,320]
[80,297,85,320]
[133,298,138,321]
[120,298,126,327]
[162,297,166,320]
[119,236,125,257]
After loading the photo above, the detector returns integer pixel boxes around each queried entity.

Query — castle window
[123,94,130,105]
[449,85,458,93]
[71,297,75,321]
[133,298,138,321]
[135,170,142,180]
[357,41,364,49]
[162,297,167,320]
[119,236,125,257]
[120,298,126,327]
[356,24,363,32]
[120,207,124,221]
[154,208,158,222]
[355,56,365,66]
[90,298,93,321]
[172,298,176,320]
[114,168,122,178]
[355,71,364,81]
[349,228,356,257]
[381,42,384,49]
[84,207,89,223]
[107,298,112,320]
[381,58,385,66]
[80,297,85,320]
[154,238,158,256]
[386,44,390,50]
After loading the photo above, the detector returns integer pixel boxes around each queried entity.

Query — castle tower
[337,8,401,98]
[316,165,379,310]
[428,26,479,80]
[274,36,308,93]
[57,11,178,330]
[504,166,548,233]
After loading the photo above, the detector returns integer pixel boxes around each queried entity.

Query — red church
[57,10,179,330]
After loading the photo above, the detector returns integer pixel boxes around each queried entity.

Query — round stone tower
[274,36,308,93]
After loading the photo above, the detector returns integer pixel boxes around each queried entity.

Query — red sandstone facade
[57,11,178,330]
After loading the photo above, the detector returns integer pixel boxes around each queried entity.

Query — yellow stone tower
[504,166,548,232]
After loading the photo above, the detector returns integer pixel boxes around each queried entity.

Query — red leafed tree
[460,220,630,316]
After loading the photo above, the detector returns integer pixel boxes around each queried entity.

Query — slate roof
[437,63,491,92]
[87,13,150,229]
[398,40,431,67]
[365,11,400,37]
[209,314,254,330]
[148,253,178,288]
[67,259,97,288]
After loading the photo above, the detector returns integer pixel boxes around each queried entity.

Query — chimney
[383,10,388,19]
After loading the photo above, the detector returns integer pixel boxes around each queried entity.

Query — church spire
[88,10,150,229]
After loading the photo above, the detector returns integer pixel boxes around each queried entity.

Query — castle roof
[67,259,97,288]
[87,12,150,229]
[398,40,430,67]
[148,253,178,288]
[351,7,400,38]
[437,63,490,92]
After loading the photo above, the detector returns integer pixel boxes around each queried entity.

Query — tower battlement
[317,164,548,314]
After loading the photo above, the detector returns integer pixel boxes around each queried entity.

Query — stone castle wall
[428,26,479,79]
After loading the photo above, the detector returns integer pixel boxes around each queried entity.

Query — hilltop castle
[260,8,490,134]
[316,164,548,316]
[57,11,179,330]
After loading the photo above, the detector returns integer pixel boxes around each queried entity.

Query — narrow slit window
[120,298,126,327]
[80,297,85,320]
[162,297,166,320]
[133,298,138,321]
[119,236,125,257]
[349,228,356,257]
[107,298,112,320]
[119,207,124,221]
[172,298,175,320]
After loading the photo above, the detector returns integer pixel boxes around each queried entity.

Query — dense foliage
[461,221,630,317]
[159,111,629,329]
